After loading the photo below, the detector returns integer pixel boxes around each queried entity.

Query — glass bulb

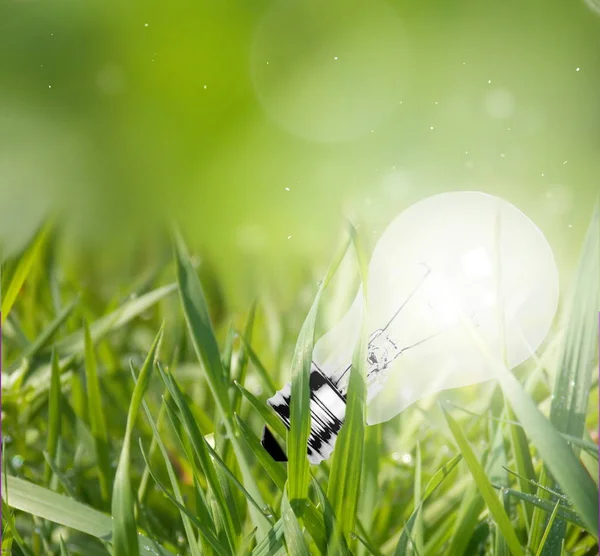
[263,191,559,464]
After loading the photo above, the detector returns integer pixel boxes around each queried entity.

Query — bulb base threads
[261,363,347,464]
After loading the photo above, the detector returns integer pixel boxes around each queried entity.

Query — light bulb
[261,191,559,464]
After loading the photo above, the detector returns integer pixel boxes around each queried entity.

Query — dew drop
[11,455,24,469]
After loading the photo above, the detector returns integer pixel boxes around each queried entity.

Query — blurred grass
[1,216,598,556]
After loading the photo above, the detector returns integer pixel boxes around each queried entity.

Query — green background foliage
[1,0,599,554]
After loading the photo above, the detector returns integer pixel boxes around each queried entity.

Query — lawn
[1,213,598,556]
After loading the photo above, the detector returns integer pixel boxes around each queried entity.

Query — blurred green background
[1,0,599,307]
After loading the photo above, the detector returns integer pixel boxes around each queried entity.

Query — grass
[1,216,598,556]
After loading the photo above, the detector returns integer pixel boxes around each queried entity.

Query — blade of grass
[59,536,70,556]
[506,404,536,524]
[44,349,62,486]
[357,424,381,556]
[83,319,111,503]
[12,296,79,374]
[535,500,562,556]
[234,381,288,440]
[327,225,368,543]
[156,362,239,552]
[2,499,34,556]
[1,221,52,325]
[111,326,163,556]
[138,440,229,556]
[394,454,462,556]
[173,230,270,539]
[442,407,524,556]
[56,283,176,355]
[498,487,588,529]
[281,489,310,555]
[235,414,287,491]
[465,321,599,537]
[235,334,277,396]
[232,302,257,414]
[313,476,351,556]
[543,208,599,552]
[235,415,328,552]
[288,235,351,503]
[2,475,174,556]
[252,520,285,556]
[160,393,222,555]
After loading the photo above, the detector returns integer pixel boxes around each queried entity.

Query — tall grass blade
[156,363,239,552]
[394,454,462,556]
[235,381,288,440]
[138,440,229,556]
[14,296,78,373]
[235,334,277,396]
[536,500,562,556]
[543,208,599,552]
[1,221,52,324]
[442,407,524,556]
[2,475,174,555]
[83,319,111,502]
[56,283,176,355]
[252,520,285,556]
[59,536,71,556]
[288,236,351,503]
[328,226,368,542]
[499,487,588,529]
[281,489,310,555]
[44,348,62,486]
[236,414,287,491]
[173,230,270,538]
[111,326,163,556]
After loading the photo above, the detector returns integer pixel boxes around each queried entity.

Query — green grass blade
[327,225,368,542]
[413,442,424,556]
[358,425,381,556]
[2,475,174,556]
[206,438,272,523]
[499,487,588,529]
[83,319,111,503]
[42,451,77,498]
[59,536,71,556]
[2,499,34,556]
[235,414,287,491]
[394,454,462,556]
[111,326,162,556]
[536,499,561,556]
[313,476,351,555]
[466,328,599,537]
[442,408,524,556]
[234,415,328,552]
[173,231,229,415]
[173,231,270,539]
[14,296,79,373]
[252,520,285,556]
[1,221,52,325]
[139,400,201,556]
[543,208,599,552]
[281,489,310,555]
[56,283,176,355]
[235,334,277,396]
[44,348,62,486]
[138,440,229,556]
[506,404,536,524]
[232,302,257,414]
[289,236,351,503]
[160,393,221,554]
[157,363,239,552]
[234,381,288,440]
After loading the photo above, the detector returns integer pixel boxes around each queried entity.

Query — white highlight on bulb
[313,191,559,425]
